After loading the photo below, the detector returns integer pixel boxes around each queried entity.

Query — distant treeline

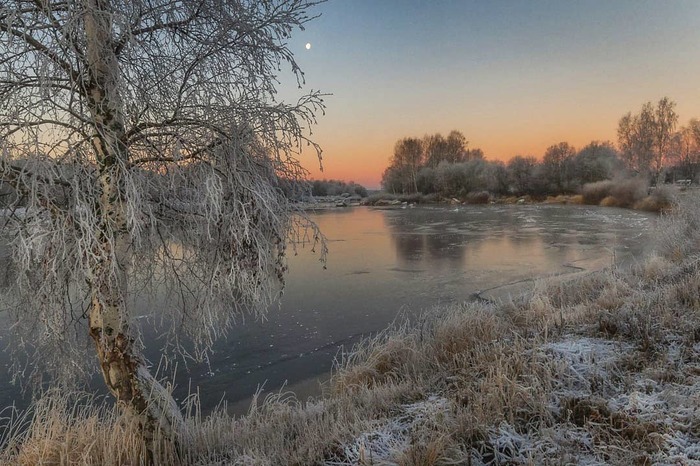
[310,179,368,197]
[1,172,371,209]
[381,98,700,199]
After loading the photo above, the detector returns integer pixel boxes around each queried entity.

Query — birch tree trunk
[83,0,184,452]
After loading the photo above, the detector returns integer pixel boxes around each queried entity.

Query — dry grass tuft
[653,194,700,261]
[582,178,654,209]
[600,195,620,207]
[581,179,615,205]
[1,392,166,466]
[644,185,677,211]
[569,194,584,204]
[331,327,419,393]
[634,195,664,212]
[427,304,506,364]
[394,434,448,466]
[562,397,666,450]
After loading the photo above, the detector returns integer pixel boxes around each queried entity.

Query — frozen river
[0,204,656,414]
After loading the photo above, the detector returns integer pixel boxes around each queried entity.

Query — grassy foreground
[2,201,700,465]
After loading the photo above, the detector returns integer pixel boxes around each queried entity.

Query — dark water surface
[0,204,656,414]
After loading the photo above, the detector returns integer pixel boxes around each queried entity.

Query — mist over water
[0,205,655,414]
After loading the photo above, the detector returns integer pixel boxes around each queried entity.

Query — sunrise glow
[287,0,700,189]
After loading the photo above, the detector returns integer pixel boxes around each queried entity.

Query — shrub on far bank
[543,194,584,205]
[366,180,675,213]
[364,190,491,206]
[599,195,619,207]
[634,185,677,212]
[364,192,430,205]
[364,192,396,205]
[581,180,613,205]
[611,178,649,207]
[421,192,441,203]
[311,179,369,198]
[465,191,491,204]
[581,178,648,208]
[581,178,679,212]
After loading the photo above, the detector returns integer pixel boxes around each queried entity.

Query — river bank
[360,184,688,214]
[1,197,698,464]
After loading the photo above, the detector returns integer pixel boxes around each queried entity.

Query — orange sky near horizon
[300,98,700,190]
[287,1,700,190]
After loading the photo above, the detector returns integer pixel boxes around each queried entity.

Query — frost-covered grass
[2,197,700,465]
[0,207,27,218]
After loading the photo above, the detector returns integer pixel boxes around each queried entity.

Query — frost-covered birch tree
[0,0,325,447]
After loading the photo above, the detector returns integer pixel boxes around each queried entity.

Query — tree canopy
[618,97,678,180]
[0,0,326,451]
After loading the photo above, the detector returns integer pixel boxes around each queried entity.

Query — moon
[305,42,311,50]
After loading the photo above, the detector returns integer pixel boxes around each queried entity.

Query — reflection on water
[164,204,653,413]
[0,205,655,414]
[384,205,648,285]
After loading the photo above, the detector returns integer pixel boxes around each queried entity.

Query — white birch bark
[81,0,185,444]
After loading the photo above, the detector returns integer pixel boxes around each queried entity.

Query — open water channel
[0,204,656,415]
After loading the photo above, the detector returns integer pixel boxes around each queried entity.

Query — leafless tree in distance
[618,97,678,181]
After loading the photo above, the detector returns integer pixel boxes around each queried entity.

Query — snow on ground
[0,208,26,218]
[323,396,451,466]
[542,335,700,465]
[540,337,633,396]
[326,335,700,465]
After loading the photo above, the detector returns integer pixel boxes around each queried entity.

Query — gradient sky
[281,0,700,189]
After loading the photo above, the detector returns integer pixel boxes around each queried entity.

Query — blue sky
[279,0,700,188]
